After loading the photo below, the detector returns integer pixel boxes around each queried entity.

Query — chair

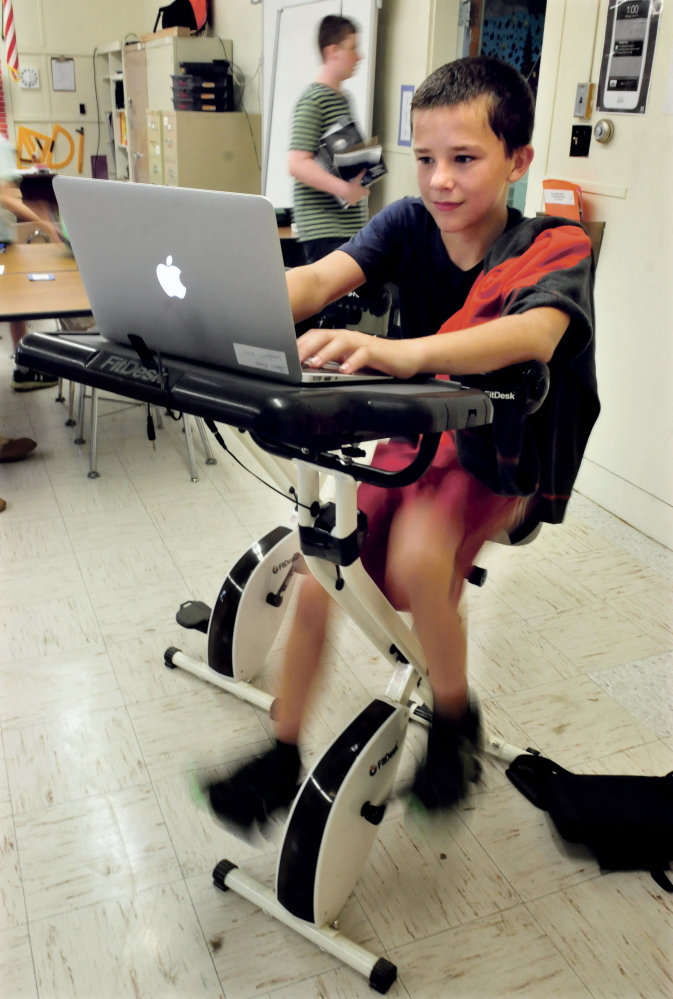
[70,377,217,482]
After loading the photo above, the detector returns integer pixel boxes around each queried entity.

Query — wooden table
[0,243,90,322]
[0,270,91,322]
[0,242,79,275]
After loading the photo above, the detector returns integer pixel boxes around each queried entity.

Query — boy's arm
[288,150,369,207]
[0,181,62,243]
[286,249,367,321]
[298,307,569,378]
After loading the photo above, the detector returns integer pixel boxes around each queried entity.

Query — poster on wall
[597,0,663,114]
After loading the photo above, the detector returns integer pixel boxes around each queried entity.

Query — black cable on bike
[203,419,318,514]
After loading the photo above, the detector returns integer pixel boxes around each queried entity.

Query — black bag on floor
[506,752,673,891]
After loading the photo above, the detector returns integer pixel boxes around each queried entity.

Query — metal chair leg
[55,377,65,403]
[182,414,199,482]
[74,384,86,445]
[196,416,217,465]
[88,387,100,478]
[154,406,164,430]
[65,380,76,426]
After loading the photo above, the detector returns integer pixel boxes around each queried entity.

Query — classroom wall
[527,0,673,549]
[2,1,154,176]
[370,0,462,212]
[209,0,263,115]
[0,1,261,176]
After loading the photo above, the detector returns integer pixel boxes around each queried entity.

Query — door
[462,0,548,211]
[125,43,150,184]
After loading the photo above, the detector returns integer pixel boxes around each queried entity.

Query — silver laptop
[53,177,389,385]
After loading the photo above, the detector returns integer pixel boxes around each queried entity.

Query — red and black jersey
[439,215,599,524]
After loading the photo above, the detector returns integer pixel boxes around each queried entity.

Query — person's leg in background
[9,319,58,392]
[0,320,39,510]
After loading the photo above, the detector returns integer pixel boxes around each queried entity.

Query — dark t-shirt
[340,198,598,524]
[340,197,519,339]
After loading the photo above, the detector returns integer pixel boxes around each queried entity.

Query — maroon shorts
[357,433,527,609]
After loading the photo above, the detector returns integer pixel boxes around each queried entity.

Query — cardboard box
[140,26,191,42]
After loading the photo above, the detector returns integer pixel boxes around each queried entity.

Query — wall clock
[20,67,41,90]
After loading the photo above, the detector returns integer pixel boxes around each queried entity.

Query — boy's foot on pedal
[410,700,482,810]
[11,368,59,392]
[191,740,301,833]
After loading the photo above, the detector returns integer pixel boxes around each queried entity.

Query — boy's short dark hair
[318,15,357,55]
[411,56,535,156]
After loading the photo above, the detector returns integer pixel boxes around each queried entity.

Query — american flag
[2,0,19,82]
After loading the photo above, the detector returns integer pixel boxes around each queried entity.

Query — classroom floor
[1,329,672,999]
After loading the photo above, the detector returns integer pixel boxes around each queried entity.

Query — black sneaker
[12,368,59,392]
[410,700,482,811]
[191,743,301,833]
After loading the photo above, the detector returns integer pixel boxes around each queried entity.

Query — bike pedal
[176,600,211,633]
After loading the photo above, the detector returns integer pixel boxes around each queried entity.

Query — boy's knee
[294,573,330,628]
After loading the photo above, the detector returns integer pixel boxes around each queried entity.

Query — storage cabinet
[145,36,233,112]
[159,111,261,194]
[98,36,235,183]
[124,42,150,184]
[93,42,128,180]
[147,111,164,184]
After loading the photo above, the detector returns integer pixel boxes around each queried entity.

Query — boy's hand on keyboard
[298,328,421,380]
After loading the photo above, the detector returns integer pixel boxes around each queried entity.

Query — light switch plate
[574,83,595,119]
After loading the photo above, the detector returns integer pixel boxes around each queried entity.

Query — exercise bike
[17,331,547,993]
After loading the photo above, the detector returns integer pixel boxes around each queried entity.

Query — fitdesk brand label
[369,742,399,777]
[94,355,161,383]
[272,553,301,574]
[485,390,515,401]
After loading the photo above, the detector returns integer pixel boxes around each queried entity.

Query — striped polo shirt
[290,82,368,242]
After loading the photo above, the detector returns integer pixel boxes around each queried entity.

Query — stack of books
[316,117,387,208]
[172,60,234,112]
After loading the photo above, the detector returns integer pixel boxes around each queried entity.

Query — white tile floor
[2,329,673,999]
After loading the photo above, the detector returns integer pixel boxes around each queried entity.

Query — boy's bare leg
[10,320,27,350]
[385,499,480,808]
[274,571,332,743]
[197,569,332,831]
[386,498,468,716]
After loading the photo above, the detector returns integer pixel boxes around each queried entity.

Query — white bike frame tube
[222,867,380,979]
[169,651,275,711]
[296,463,427,709]
[334,470,427,677]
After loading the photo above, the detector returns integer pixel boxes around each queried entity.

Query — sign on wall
[597,0,663,114]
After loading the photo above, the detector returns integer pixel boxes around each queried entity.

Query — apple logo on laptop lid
[156,256,186,299]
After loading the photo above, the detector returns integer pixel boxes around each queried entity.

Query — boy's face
[326,33,361,80]
[412,99,533,241]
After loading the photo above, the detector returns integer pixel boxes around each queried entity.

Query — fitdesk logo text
[98,356,160,383]
[485,390,515,401]
[272,553,301,574]
[369,742,398,776]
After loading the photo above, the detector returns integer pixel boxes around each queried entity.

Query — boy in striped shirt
[289,15,370,264]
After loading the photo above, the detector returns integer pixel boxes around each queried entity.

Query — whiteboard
[262,0,380,209]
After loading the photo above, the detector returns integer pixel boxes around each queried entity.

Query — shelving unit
[94,41,129,180]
